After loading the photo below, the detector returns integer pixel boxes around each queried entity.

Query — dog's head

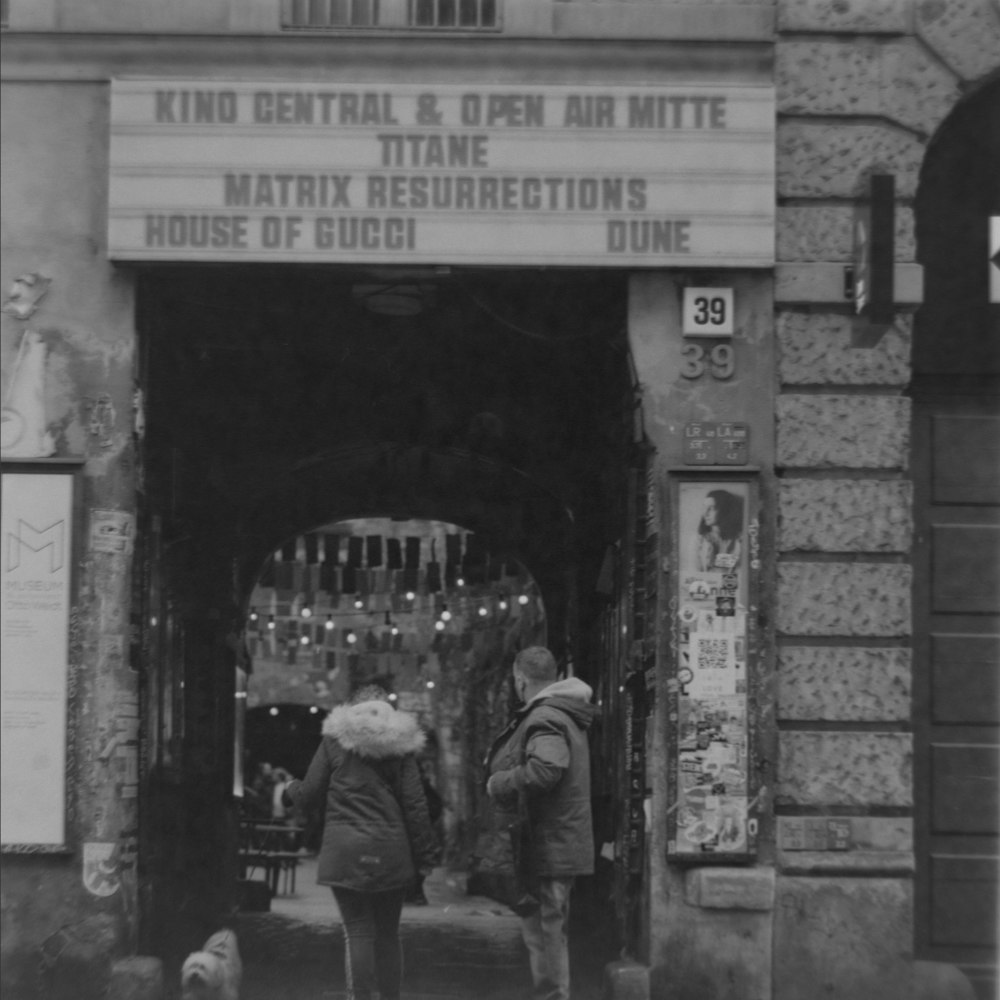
[180,951,226,999]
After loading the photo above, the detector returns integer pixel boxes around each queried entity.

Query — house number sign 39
[682,287,734,337]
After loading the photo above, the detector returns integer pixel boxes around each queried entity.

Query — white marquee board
[108,79,775,268]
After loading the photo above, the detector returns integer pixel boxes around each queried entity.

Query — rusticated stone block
[776,395,910,469]
[777,40,882,117]
[777,39,962,135]
[774,877,914,1000]
[776,562,912,635]
[777,205,914,263]
[777,732,913,806]
[777,122,925,199]
[879,40,964,135]
[777,646,911,720]
[686,867,776,910]
[916,0,1000,84]
[778,0,910,33]
[777,479,912,551]
[777,311,911,386]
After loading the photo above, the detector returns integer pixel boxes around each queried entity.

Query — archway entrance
[911,75,1000,999]
[133,264,638,961]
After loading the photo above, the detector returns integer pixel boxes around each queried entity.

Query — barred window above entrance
[281,0,500,32]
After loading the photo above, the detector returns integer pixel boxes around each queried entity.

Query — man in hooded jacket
[486,646,597,1000]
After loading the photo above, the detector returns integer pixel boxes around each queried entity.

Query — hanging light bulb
[518,594,529,606]
[425,680,435,690]
[457,576,465,587]
[434,620,445,631]
[325,615,335,631]
[391,623,399,636]
[300,634,310,646]
[249,607,259,623]
[269,706,279,716]
[498,598,508,611]
[309,705,319,714]
[267,615,276,630]
[388,692,398,702]
[405,591,416,602]
[346,630,357,645]
[354,597,364,610]
[301,605,312,618]
[478,606,488,617]
[440,605,452,622]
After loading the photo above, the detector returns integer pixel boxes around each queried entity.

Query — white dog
[180,928,242,1000]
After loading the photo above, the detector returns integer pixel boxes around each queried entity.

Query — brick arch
[910,68,1000,1000]
[234,442,579,665]
[914,70,1000,374]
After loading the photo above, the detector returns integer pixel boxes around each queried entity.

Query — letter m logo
[6,519,65,573]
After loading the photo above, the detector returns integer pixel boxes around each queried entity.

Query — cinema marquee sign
[108,80,775,267]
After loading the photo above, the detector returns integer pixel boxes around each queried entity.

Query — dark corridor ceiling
[139,266,638,599]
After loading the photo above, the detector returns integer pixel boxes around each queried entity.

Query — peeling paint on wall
[1,330,55,458]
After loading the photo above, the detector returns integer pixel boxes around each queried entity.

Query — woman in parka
[284,685,439,1000]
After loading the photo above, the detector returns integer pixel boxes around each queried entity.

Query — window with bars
[281,0,500,31]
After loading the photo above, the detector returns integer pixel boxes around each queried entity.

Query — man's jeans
[520,876,575,1000]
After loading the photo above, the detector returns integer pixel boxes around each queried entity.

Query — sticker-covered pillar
[1,80,144,998]
[627,270,777,996]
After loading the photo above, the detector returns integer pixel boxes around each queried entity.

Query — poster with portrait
[669,478,758,860]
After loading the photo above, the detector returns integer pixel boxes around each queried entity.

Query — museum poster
[667,478,759,859]
[1,471,74,848]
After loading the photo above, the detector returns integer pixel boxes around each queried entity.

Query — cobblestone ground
[173,861,614,1000]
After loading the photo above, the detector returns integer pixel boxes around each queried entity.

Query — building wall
[1,82,140,996]
[1,2,996,998]
[770,2,998,999]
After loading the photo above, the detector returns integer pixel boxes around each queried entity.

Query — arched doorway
[133,264,638,960]
[911,73,1000,999]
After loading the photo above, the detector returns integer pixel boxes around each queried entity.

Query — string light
[354,597,364,610]
[267,616,276,630]
[269,706,279,716]
[405,591,416,601]
[440,605,452,622]
[388,692,398,702]
[300,635,310,646]
[498,599,508,611]
[249,608,259,623]
[434,620,445,631]
[301,605,312,618]
[309,705,320,714]
[425,680,435,689]
[456,577,465,587]
[518,594,529,606]
[346,630,357,645]
[325,615,335,631]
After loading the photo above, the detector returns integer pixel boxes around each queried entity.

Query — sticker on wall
[89,510,135,556]
[1,330,55,459]
[2,272,51,320]
[82,841,120,897]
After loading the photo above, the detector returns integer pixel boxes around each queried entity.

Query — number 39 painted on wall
[681,342,735,380]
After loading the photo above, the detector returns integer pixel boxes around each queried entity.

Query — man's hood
[322,700,426,759]
[527,676,598,730]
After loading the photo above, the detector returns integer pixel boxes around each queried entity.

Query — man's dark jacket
[486,677,597,877]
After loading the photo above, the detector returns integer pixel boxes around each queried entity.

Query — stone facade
[774,3,996,998]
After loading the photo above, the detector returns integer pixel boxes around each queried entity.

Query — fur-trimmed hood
[322,700,426,759]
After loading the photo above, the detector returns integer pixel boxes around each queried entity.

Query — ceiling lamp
[351,283,432,316]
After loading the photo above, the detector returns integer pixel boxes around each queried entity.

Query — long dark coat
[286,700,439,891]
